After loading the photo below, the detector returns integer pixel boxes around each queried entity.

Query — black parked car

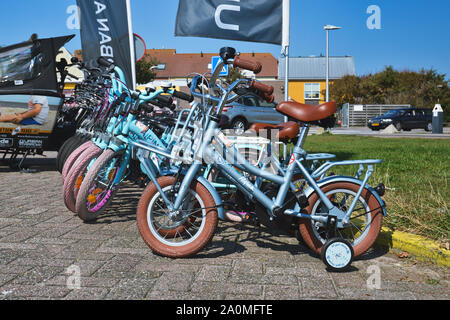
[368,108,433,131]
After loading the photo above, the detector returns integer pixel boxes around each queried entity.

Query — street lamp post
[324,25,341,102]
[437,84,444,103]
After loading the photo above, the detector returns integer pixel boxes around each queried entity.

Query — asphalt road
[310,126,450,139]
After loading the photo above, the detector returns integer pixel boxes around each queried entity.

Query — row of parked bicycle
[57,47,387,271]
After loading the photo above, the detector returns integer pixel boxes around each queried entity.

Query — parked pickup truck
[368,108,433,131]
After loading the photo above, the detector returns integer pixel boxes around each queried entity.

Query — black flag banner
[76,0,135,88]
[175,0,283,45]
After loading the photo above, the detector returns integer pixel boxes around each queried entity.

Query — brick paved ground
[0,155,448,300]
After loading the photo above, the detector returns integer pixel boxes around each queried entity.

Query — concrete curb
[376,227,450,267]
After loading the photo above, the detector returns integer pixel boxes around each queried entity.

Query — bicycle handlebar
[233,56,262,74]
[250,80,274,95]
[172,90,194,103]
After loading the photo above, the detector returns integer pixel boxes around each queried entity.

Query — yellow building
[279,56,355,105]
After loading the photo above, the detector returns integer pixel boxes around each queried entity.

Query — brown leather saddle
[276,101,337,123]
[249,101,337,142]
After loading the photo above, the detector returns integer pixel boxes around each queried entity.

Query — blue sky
[0,0,449,78]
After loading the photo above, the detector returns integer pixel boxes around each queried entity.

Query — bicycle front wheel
[137,176,218,258]
[75,149,127,222]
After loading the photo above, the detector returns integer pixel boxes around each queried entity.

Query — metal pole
[282,0,290,160]
[126,0,136,90]
[282,0,290,103]
[283,48,289,160]
[284,48,289,102]
[326,29,329,102]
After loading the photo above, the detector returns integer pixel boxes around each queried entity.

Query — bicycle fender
[303,175,387,216]
[196,176,226,221]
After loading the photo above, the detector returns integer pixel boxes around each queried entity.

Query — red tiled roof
[71,49,279,78]
[144,49,278,79]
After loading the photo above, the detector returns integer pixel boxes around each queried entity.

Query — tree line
[329,66,449,121]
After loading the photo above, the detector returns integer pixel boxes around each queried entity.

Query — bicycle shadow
[85,182,389,271]
[196,222,319,260]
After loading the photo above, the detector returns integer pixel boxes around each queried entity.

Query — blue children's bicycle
[133,48,387,271]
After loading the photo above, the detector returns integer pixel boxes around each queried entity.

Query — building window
[156,63,166,70]
[304,83,321,100]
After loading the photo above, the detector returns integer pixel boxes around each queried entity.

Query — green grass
[302,134,450,242]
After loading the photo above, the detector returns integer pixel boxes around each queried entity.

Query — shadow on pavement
[0,156,57,173]
[78,181,387,268]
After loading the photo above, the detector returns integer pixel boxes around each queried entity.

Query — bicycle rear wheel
[299,181,383,258]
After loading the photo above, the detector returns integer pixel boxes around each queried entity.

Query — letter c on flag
[215,0,241,31]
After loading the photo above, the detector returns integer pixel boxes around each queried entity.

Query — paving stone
[63,287,109,300]
[54,250,114,261]
[0,284,70,299]
[0,249,24,264]
[10,257,74,268]
[0,230,39,243]
[196,265,231,282]
[9,266,66,285]
[43,275,119,289]
[0,264,33,275]
[151,272,196,292]
[232,259,264,275]
[101,254,143,272]
[135,261,201,273]
[0,273,17,287]
[224,293,264,300]
[105,278,156,300]
[264,284,301,300]
[228,273,298,286]
[337,287,417,300]
[330,271,367,288]
[299,277,339,299]
[146,290,224,300]
[191,281,263,296]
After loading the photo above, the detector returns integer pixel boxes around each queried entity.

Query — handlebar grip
[155,94,173,106]
[233,56,262,74]
[258,91,275,104]
[172,90,194,103]
[250,80,274,95]
[146,87,156,95]
[97,57,114,68]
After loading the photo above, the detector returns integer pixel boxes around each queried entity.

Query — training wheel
[321,238,354,271]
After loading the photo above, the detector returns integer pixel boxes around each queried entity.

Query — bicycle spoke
[184,227,194,238]
[349,220,364,234]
